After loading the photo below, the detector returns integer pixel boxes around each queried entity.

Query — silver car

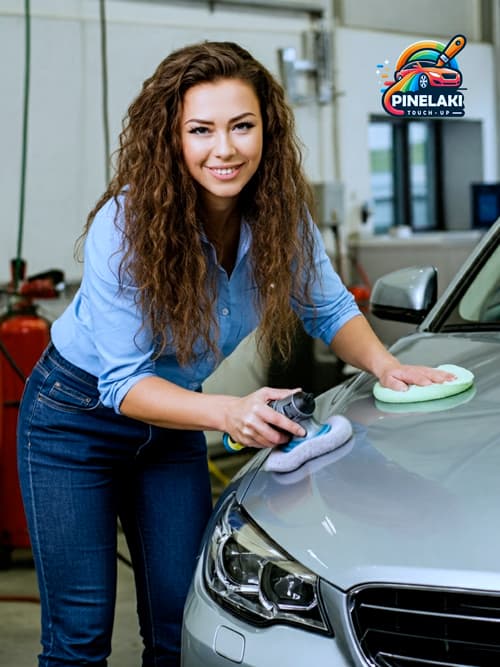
[182,219,500,667]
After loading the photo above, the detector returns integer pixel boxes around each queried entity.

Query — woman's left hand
[330,316,457,393]
[378,364,456,392]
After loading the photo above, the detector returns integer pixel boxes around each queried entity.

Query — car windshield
[436,227,500,331]
[409,60,434,68]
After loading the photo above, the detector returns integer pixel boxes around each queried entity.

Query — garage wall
[335,0,483,40]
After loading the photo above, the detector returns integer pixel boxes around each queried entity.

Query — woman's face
[181,78,263,211]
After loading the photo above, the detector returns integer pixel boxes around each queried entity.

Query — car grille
[442,73,458,80]
[349,585,500,666]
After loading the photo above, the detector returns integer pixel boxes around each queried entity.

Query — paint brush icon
[436,34,466,67]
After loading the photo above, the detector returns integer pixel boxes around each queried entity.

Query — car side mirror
[370,266,438,324]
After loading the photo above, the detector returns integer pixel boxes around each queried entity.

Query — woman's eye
[188,126,210,135]
[233,122,254,132]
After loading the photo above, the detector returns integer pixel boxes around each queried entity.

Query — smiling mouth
[208,166,242,176]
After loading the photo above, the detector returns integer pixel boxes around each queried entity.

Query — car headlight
[203,495,331,634]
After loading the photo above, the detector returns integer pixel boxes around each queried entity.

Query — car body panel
[241,333,500,592]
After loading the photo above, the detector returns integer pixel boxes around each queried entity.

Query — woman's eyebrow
[183,112,257,125]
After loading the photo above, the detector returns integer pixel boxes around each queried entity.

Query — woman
[17,41,452,666]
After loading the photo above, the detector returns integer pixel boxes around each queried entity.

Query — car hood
[240,332,500,592]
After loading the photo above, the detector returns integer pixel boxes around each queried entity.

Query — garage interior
[1,0,500,665]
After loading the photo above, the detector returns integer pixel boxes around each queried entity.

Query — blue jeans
[17,343,213,666]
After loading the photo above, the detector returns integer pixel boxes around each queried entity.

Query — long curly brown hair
[82,41,319,366]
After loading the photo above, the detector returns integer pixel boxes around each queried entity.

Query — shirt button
[221,307,230,316]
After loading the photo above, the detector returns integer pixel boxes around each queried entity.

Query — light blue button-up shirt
[51,196,360,413]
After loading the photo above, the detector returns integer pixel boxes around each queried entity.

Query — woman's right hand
[223,387,306,449]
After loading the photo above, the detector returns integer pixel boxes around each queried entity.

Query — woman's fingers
[226,387,306,448]
[381,365,457,391]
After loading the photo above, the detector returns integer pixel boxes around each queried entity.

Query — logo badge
[377,34,466,118]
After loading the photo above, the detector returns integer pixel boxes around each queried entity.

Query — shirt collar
[199,217,252,261]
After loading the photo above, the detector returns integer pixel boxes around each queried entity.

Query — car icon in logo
[395,59,462,89]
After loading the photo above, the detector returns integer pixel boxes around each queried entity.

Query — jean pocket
[38,374,101,413]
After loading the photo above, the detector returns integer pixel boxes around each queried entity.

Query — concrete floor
[0,450,251,666]
[0,536,142,666]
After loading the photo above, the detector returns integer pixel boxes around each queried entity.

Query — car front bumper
[181,550,367,667]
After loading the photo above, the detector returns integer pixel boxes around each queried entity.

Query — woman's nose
[214,132,236,159]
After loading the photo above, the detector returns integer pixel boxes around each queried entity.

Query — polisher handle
[222,391,316,453]
[222,433,245,453]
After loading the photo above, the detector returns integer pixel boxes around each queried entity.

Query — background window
[409,122,438,231]
[369,121,394,233]
[369,117,442,234]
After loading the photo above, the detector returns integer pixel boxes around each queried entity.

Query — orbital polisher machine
[223,391,353,473]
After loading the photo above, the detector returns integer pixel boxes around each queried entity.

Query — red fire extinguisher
[0,264,62,568]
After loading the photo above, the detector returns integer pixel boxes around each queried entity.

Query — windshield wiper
[440,322,500,332]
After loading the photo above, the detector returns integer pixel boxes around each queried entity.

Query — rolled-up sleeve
[83,199,156,412]
[292,222,361,345]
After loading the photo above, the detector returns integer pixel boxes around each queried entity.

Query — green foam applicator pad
[373,364,474,404]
